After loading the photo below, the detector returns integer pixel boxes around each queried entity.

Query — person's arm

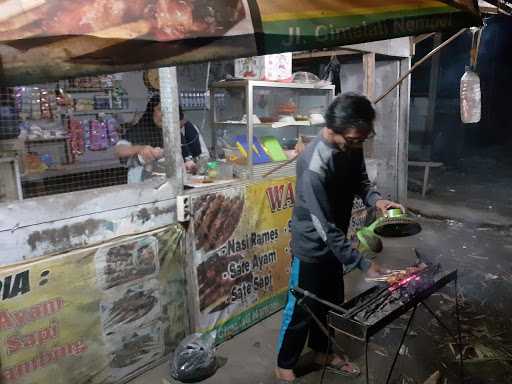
[114,140,143,159]
[180,137,197,173]
[303,169,371,271]
[193,124,210,159]
[115,140,162,162]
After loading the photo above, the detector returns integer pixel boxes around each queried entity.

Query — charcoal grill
[291,266,463,384]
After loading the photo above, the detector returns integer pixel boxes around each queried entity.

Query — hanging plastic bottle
[460,66,481,123]
[460,27,482,124]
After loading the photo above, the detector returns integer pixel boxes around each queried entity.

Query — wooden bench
[408,161,443,197]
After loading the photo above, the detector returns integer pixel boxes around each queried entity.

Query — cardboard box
[235,53,292,81]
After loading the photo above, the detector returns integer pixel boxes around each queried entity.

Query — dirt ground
[130,146,512,384]
[131,216,512,384]
[408,146,512,220]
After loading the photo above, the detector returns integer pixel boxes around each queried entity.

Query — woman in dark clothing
[179,107,209,174]
[115,94,208,182]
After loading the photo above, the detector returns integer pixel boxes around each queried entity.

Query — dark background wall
[412,15,512,157]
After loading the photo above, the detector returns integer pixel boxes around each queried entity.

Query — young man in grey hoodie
[276,93,403,381]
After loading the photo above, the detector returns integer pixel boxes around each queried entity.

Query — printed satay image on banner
[193,177,295,341]
[0,0,252,42]
[0,0,257,85]
[0,225,186,384]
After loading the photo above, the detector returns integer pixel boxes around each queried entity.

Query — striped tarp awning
[0,0,481,85]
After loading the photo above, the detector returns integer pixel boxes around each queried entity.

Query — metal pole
[295,297,346,355]
[455,276,464,383]
[159,66,184,194]
[384,305,417,384]
[365,338,370,384]
[291,287,348,314]
[374,29,467,104]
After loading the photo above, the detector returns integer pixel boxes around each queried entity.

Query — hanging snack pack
[68,118,85,157]
[106,117,120,146]
[86,118,120,151]
[88,120,109,151]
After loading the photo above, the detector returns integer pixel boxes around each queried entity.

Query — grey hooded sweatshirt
[290,132,382,270]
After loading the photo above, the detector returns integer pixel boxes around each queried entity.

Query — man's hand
[366,262,388,278]
[152,147,164,159]
[375,199,405,216]
[294,140,305,155]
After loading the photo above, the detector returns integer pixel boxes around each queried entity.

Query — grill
[291,264,463,384]
[327,267,456,340]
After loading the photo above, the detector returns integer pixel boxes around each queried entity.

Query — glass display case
[210,80,335,179]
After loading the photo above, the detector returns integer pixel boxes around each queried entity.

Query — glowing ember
[389,274,420,291]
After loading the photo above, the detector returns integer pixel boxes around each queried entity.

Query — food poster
[0,249,108,384]
[0,1,478,85]
[0,0,257,85]
[347,197,368,243]
[0,224,186,384]
[192,177,295,342]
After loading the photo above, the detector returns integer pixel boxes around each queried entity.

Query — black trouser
[276,255,344,369]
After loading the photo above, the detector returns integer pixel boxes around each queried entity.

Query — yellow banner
[192,177,296,341]
[0,225,185,384]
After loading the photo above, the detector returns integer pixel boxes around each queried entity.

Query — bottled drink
[194,90,199,107]
[190,89,195,107]
[460,66,481,123]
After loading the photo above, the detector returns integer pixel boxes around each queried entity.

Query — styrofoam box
[235,53,292,81]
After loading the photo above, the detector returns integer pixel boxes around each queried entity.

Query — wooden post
[363,52,376,99]
[422,33,442,148]
[363,52,376,159]
[398,58,411,202]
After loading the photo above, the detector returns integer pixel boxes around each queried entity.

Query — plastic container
[218,160,234,179]
[460,66,481,123]
[207,161,219,181]
[292,71,320,84]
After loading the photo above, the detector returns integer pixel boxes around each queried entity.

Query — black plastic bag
[170,331,218,383]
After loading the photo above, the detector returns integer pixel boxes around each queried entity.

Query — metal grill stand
[291,270,464,384]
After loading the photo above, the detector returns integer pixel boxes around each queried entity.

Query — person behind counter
[115,95,208,183]
[179,106,210,174]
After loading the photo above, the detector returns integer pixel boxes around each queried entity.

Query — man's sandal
[313,355,361,377]
[324,361,361,377]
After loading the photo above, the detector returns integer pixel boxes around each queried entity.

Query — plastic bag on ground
[170,331,218,383]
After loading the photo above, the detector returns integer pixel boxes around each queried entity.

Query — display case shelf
[210,80,335,180]
[216,121,317,128]
[64,88,113,93]
[65,109,141,116]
